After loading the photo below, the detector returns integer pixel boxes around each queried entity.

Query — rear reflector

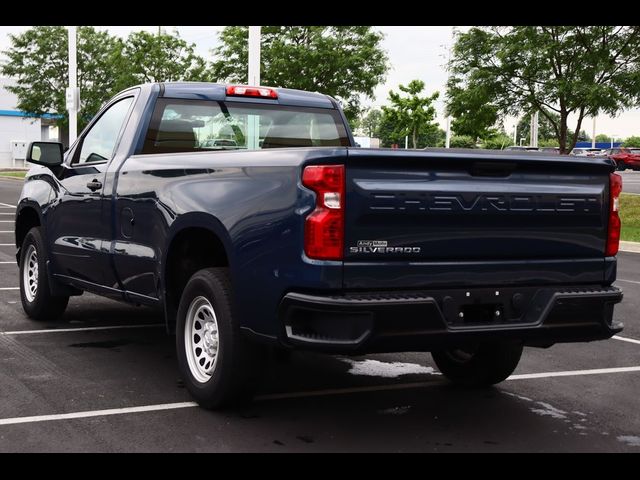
[302,165,345,260]
[226,85,278,99]
[605,172,623,257]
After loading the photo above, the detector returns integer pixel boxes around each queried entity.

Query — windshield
[141,98,350,154]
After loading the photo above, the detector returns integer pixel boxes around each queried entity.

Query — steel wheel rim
[23,244,38,303]
[184,296,220,383]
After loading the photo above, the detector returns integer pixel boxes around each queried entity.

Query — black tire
[19,227,69,321]
[176,267,266,409]
[431,342,523,387]
[617,161,626,171]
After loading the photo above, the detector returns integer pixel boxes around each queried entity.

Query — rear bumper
[278,285,623,353]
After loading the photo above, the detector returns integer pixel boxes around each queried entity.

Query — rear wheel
[431,342,523,387]
[176,267,266,409]
[19,227,69,321]
[617,161,626,171]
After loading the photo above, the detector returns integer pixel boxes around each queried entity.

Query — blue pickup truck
[14,83,624,408]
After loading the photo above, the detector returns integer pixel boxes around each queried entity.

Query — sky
[0,25,639,140]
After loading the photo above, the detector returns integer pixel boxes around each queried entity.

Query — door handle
[86,179,102,191]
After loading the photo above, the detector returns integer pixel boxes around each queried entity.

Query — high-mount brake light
[302,165,345,261]
[225,85,278,99]
[605,172,623,257]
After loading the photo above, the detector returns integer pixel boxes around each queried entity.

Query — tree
[516,110,560,143]
[450,135,477,149]
[447,27,640,154]
[1,26,125,130]
[117,30,208,88]
[359,108,383,138]
[481,133,513,150]
[210,26,389,122]
[595,134,612,143]
[447,76,500,139]
[380,80,440,149]
[623,136,640,147]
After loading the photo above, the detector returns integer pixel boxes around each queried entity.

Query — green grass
[620,193,640,242]
[0,171,26,178]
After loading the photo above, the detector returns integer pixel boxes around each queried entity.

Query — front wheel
[431,342,523,387]
[616,161,626,171]
[19,227,69,321]
[176,267,266,409]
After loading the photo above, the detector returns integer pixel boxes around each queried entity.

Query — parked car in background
[201,139,239,149]
[539,147,560,153]
[603,147,640,171]
[570,148,605,157]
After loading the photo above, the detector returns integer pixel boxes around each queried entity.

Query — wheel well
[15,207,41,250]
[164,227,229,331]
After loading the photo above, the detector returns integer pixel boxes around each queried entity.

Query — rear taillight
[225,85,278,99]
[302,165,345,260]
[606,172,623,256]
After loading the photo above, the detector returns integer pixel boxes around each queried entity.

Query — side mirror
[26,142,64,167]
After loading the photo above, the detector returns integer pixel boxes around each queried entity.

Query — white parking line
[0,324,164,335]
[0,213,14,215]
[0,231,13,233]
[0,365,638,427]
[0,244,15,246]
[613,335,640,346]
[0,203,16,208]
[0,287,19,290]
[0,221,13,223]
[0,402,198,426]
[507,366,640,380]
[618,278,640,285]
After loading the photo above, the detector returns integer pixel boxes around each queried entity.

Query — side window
[73,97,134,165]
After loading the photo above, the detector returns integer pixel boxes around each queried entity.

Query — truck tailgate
[343,148,615,289]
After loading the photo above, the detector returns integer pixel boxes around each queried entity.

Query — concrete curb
[0,176,24,181]
[620,241,640,254]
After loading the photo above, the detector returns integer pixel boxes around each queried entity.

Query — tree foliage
[210,26,389,121]
[1,27,211,132]
[359,108,383,138]
[379,80,440,149]
[1,26,125,130]
[447,26,640,153]
[117,30,208,88]
[447,76,499,139]
[450,135,477,149]
[623,136,640,147]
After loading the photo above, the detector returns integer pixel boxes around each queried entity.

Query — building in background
[0,77,60,168]
[353,136,381,148]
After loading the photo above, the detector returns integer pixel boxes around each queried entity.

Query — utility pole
[247,26,261,150]
[248,26,261,86]
[445,116,451,148]
[66,26,79,146]
[530,111,539,148]
[592,117,596,149]
[513,122,517,145]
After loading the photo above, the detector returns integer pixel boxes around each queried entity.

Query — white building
[0,77,60,168]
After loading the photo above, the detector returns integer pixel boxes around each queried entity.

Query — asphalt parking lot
[0,176,639,452]
[620,169,640,194]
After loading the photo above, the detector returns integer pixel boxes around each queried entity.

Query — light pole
[248,26,261,86]
[247,27,261,150]
[445,116,451,148]
[66,26,79,146]
[592,117,596,149]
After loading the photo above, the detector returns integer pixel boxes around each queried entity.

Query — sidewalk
[620,241,640,254]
